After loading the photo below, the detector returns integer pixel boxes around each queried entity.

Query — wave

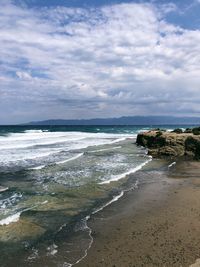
[24,130,44,133]
[99,157,152,184]
[0,131,134,147]
[0,136,86,150]
[0,132,134,166]
[2,149,60,164]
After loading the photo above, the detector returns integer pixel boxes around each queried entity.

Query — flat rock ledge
[136,130,200,160]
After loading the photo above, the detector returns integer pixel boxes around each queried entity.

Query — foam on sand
[92,191,124,215]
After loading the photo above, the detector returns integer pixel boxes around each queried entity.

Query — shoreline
[77,160,200,267]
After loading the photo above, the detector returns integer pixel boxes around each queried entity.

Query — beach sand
[77,161,200,267]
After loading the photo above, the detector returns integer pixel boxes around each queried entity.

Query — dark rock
[172,128,183,134]
[185,136,200,160]
[184,128,192,133]
[192,127,200,135]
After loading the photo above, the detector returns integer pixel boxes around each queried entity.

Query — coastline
[77,160,200,267]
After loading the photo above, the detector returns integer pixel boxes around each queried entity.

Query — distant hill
[24,116,200,125]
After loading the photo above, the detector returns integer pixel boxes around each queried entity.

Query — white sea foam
[88,146,121,153]
[55,153,84,165]
[0,131,134,167]
[109,137,135,144]
[168,161,176,168]
[47,243,58,256]
[91,180,138,216]
[41,200,48,205]
[0,186,9,193]
[0,131,120,142]
[0,131,134,149]
[0,192,23,209]
[0,200,48,226]
[0,212,21,225]
[1,149,61,164]
[27,248,39,261]
[0,135,86,150]
[29,153,84,170]
[92,191,124,215]
[24,130,44,133]
[0,131,100,153]
[99,157,152,184]
[29,165,46,170]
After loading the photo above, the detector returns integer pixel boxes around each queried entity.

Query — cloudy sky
[0,0,200,124]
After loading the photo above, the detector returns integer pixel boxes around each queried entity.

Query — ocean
[0,125,194,267]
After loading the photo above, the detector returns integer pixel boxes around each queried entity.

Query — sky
[0,0,200,124]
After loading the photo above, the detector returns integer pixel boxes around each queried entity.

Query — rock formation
[136,129,200,160]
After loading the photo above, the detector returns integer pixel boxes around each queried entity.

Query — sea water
[0,125,193,267]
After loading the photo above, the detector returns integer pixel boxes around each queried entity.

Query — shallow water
[0,125,193,266]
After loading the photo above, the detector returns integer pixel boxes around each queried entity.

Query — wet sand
[77,161,200,267]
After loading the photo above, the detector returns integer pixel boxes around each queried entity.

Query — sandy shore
[77,161,200,267]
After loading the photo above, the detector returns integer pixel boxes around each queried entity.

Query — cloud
[0,1,200,123]
[16,71,32,80]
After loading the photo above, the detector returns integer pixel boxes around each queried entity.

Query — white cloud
[16,71,32,80]
[0,1,200,123]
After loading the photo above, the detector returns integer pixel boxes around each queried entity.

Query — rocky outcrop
[136,130,200,160]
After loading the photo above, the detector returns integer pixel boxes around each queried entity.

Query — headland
[136,127,200,160]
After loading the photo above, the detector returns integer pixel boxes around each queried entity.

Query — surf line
[66,178,139,267]
[66,159,151,266]
[100,156,152,185]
